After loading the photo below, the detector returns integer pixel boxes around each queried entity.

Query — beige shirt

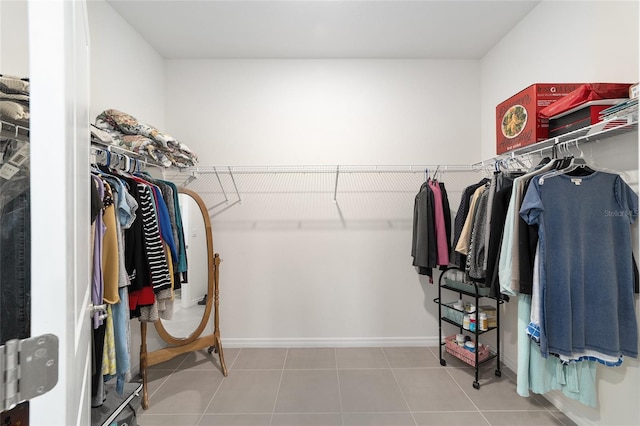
[455,184,487,256]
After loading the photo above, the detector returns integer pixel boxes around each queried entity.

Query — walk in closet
[1,1,638,425]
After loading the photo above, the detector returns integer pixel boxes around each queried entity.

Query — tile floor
[137,347,577,426]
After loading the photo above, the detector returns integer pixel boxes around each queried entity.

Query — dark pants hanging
[91,322,107,407]
[0,190,31,345]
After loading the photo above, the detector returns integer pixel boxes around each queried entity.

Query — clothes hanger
[508,155,528,172]
[539,156,590,185]
[90,148,106,174]
[539,140,610,184]
[573,139,631,181]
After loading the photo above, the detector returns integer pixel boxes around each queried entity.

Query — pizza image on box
[501,105,527,138]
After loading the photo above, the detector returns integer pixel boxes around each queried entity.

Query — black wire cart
[434,266,503,389]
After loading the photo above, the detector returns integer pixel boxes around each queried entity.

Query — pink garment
[429,180,450,266]
[91,175,106,329]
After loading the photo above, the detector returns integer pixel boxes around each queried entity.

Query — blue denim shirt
[521,172,638,360]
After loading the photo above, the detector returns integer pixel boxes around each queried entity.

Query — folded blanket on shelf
[0,101,29,120]
[94,109,197,168]
[0,82,29,96]
[0,76,30,122]
[0,92,30,107]
[0,75,30,93]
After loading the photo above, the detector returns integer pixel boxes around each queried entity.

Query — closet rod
[90,141,165,170]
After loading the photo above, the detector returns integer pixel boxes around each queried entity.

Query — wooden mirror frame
[139,187,227,410]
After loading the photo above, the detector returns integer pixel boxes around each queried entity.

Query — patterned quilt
[95,109,198,168]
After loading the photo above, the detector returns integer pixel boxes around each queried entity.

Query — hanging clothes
[520,171,638,362]
[0,137,31,345]
[486,184,514,298]
[446,158,638,406]
[516,295,598,407]
[412,181,437,277]
[412,177,453,280]
[429,179,450,266]
[439,181,453,260]
[91,175,107,328]
[102,182,120,304]
[481,175,498,272]
[451,178,489,269]
[454,183,487,256]
[498,160,556,296]
[89,150,189,403]
[466,188,490,280]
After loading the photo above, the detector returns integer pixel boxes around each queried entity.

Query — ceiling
[106,0,540,59]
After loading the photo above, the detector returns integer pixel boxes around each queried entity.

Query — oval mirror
[154,188,213,345]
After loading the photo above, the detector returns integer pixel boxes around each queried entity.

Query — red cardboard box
[496,83,583,154]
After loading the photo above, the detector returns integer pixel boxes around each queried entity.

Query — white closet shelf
[474,112,638,167]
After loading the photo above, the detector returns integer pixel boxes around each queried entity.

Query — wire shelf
[162,165,486,229]
[474,113,638,167]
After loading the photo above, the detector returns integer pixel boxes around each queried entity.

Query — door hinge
[0,334,59,412]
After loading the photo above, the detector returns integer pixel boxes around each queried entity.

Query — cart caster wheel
[495,370,502,377]
[207,346,214,354]
[440,359,446,366]
[473,381,480,390]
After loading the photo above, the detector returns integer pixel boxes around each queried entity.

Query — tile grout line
[143,349,233,409]
[145,352,190,400]
[144,372,171,401]
[380,348,419,426]
[225,347,240,370]
[195,369,227,426]
[194,347,242,425]
[268,348,289,426]
[443,367,492,425]
[547,410,569,426]
[173,352,190,372]
[335,348,345,426]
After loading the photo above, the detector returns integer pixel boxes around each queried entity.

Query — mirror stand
[139,189,227,410]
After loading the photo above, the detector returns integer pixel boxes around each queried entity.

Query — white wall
[163,59,483,347]
[0,0,29,77]
[87,0,165,127]
[480,1,639,425]
[166,59,480,165]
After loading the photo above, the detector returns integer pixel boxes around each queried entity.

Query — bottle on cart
[463,315,470,330]
[479,312,488,331]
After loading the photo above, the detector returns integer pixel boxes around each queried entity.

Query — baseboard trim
[542,392,597,426]
[501,351,517,372]
[221,336,439,348]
